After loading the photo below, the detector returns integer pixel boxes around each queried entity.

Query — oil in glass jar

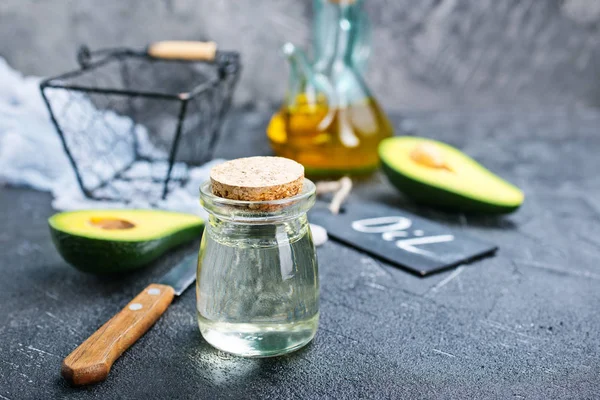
[197,157,319,357]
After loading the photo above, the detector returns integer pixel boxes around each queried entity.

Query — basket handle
[147,41,217,61]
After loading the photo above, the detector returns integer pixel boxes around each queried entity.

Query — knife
[61,254,198,386]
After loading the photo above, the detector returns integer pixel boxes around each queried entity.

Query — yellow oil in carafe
[267,95,393,176]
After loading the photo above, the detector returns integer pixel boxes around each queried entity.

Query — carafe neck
[313,0,361,71]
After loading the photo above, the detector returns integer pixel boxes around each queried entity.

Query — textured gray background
[1,108,599,399]
[2,2,600,398]
[2,0,600,109]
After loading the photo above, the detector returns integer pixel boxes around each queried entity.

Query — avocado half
[49,209,204,273]
[379,137,524,214]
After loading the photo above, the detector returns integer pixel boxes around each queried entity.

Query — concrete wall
[2,0,600,110]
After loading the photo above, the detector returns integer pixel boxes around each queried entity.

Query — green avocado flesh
[48,209,204,273]
[379,137,524,214]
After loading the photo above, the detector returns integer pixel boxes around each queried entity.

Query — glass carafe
[197,179,319,357]
[267,0,393,177]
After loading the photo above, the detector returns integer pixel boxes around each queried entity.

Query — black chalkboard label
[309,202,497,276]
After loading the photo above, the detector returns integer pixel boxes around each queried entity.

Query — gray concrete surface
[2,0,600,109]
[0,108,599,399]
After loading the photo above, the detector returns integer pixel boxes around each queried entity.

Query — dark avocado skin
[381,162,521,214]
[49,224,203,274]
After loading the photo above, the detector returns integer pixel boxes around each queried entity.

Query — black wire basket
[40,41,240,203]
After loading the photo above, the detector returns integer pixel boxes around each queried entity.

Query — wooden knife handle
[61,283,175,386]
[147,40,217,61]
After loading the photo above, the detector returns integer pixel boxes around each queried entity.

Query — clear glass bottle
[267,0,393,177]
[197,179,319,357]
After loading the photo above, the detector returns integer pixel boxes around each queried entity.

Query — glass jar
[197,179,319,357]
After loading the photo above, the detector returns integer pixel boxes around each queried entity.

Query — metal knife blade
[158,253,198,296]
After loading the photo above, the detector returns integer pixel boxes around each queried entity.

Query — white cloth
[0,57,218,217]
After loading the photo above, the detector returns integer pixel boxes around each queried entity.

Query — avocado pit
[89,217,135,230]
[410,142,453,172]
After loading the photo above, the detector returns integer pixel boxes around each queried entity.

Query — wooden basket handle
[147,41,217,61]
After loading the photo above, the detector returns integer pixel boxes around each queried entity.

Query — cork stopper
[210,157,304,201]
